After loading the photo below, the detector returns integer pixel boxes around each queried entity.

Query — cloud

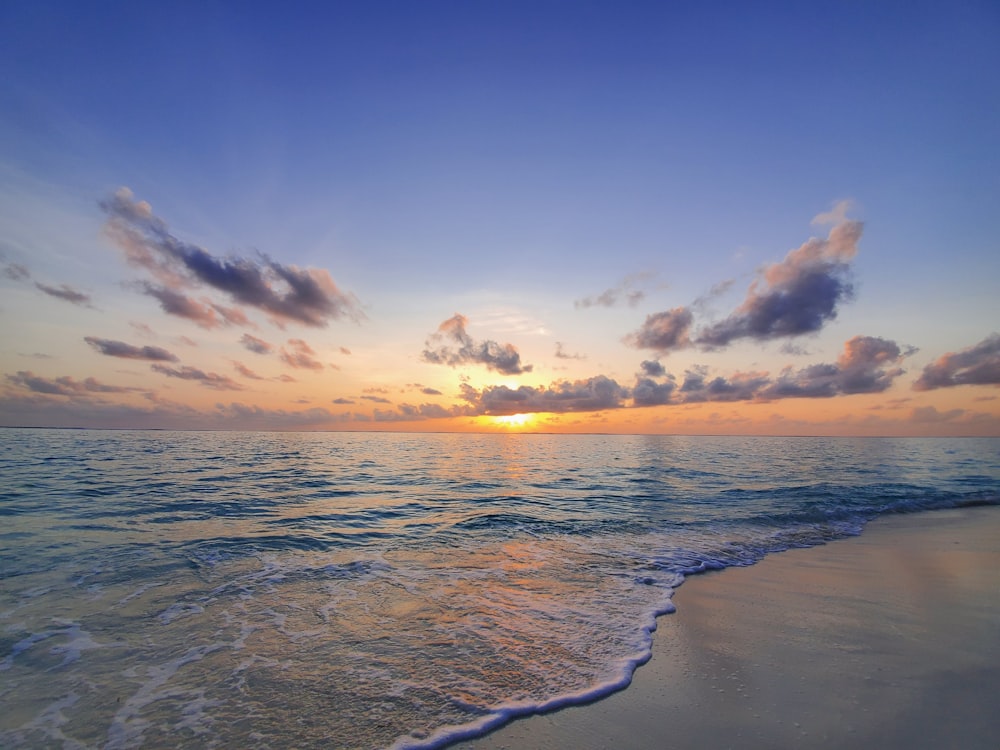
[332,397,355,405]
[339,346,352,355]
[760,335,909,399]
[668,335,908,404]
[450,335,908,417]
[35,282,93,307]
[371,402,464,422]
[5,371,142,396]
[626,211,863,354]
[677,366,772,403]
[0,390,360,430]
[575,271,655,309]
[422,313,533,375]
[2,262,30,281]
[554,342,586,360]
[150,364,243,390]
[460,375,628,416]
[913,333,1000,390]
[811,199,854,227]
[138,283,225,328]
[130,322,156,338]
[232,361,265,380]
[640,359,666,377]
[697,219,862,348]
[624,307,694,352]
[632,376,676,406]
[361,394,393,404]
[910,405,966,423]
[280,338,324,370]
[85,337,179,362]
[421,387,442,395]
[415,403,453,419]
[240,333,274,355]
[102,187,363,327]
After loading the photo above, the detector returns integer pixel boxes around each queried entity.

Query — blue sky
[1,1,998,433]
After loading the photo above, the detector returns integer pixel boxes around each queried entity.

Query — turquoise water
[2,430,998,748]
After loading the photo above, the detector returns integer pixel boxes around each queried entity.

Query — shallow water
[2,430,998,748]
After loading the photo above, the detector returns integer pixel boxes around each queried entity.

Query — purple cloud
[151,364,243,390]
[280,338,324,370]
[625,307,693,352]
[232,361,265,380]
[913,333,1000,390]
[2,262,30,281]
[85,337,179,362]
[640,359,666,377]
[575,272,655,309]
[697,219,862,347]
[554,342,586,360]
[5,371,142,396]
[35,283,93,307]
[626,212,864,354]
[241,333,274,355]
[460,375,627,416]
[102,187,363,327]
[760,336,908,399]
[422,313,533,375]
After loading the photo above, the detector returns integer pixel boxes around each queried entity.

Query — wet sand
[456,505,1000,749]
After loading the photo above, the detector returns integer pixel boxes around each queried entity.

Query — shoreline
[456,505,1000,749]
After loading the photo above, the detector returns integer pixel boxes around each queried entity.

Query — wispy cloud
[910,405,966,423]
[422,313,533,375]
[138,283,225,328]
[85,337,179,362]
[2,262,30,281]
[232,361,265,380]
[280,338,324,370]
[1,258,94,307]
[913,333,1000,390]
[575,271,656,309]
[151,364,243,390]
[34,282,93,307]
[5,371,143,396]
[102,187,363,327]
[811,199,855,226]
[554,342,586,360]
[241,333,274,355]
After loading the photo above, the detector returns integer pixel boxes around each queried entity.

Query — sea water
[2,429,998,749]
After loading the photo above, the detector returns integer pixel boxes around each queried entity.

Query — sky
[1,0,998,435]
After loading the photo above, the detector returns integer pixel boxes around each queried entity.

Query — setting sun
[492,413,534,429]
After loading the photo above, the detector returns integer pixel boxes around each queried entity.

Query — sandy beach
[457,505,1000,750]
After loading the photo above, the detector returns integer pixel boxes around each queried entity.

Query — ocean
[2,429,998,749]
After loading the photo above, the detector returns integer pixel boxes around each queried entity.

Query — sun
[491,413,534,429]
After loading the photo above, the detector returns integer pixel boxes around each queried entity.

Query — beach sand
[456,506,1000,749]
